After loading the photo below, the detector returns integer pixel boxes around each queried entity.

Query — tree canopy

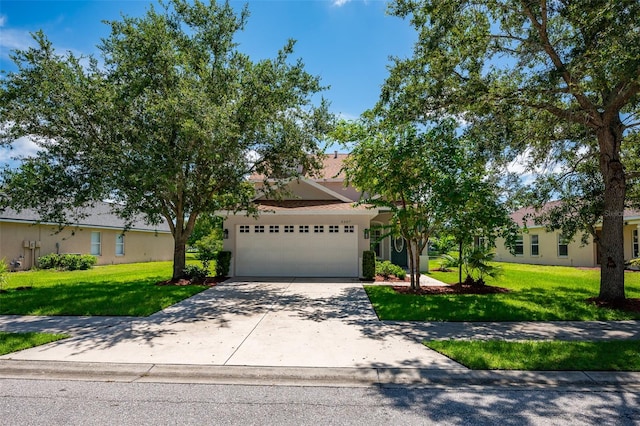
[0,0,333,279]
[381,0,640,301]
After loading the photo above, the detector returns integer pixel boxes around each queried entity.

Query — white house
[220,153,411,277]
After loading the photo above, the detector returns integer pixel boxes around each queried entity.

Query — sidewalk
[1,278,639,387]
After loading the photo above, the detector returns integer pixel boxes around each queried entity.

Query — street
[1,379,638,425]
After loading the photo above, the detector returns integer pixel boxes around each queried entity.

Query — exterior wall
[494,228,597,267]
[317,181,361,202]
[624,221,640,260]
[222,212,372,277]
[0,221,173,270]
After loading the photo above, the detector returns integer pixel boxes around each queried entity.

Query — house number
[340,220,352,224]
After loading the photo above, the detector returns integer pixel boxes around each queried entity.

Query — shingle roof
[0,202,171,233]
[314,153,349,181]
[511,201,640,227]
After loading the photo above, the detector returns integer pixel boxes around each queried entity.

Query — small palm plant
[463,247,502,286]
[0,259,9,293]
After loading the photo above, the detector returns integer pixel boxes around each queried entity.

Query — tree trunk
[172,234,188,280]
[408,240,417,290]
[423,237,430,273]
[597,122,626,302]
[413,243,421,290]
[458,240,463,285]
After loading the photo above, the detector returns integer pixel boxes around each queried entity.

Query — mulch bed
[155,276,226,286]
[586,297,640,314]
[392,283,511,295]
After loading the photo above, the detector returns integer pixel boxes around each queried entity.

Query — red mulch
[374,275,410,283]
[392,283,511,295]
[586,297,640,313]
[155,276,225,286]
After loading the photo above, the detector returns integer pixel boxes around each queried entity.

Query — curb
[2,360,640,388]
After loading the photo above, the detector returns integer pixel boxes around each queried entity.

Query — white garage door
[235,224,358,277]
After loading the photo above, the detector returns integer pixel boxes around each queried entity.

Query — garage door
[235,224,358,277]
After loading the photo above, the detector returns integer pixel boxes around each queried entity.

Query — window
[90,232,101,256]
[115,234,125,256]
[299,225,309,233]
[475,236,486,249]
[371,229,382,257]
[634,230,639,258]
[239,225,250,233]
[344,225,354,233]
[269,225,279,233]
[531,234,539,256]
[558,234,569,257]
[314,225,324,233]
[329,225,339,233]
[254,225,264,233]
[284,225,294,233]
[514,235,524,256]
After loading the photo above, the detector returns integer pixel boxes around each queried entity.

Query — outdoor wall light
[223,228,229,239]
[364,228,370,240]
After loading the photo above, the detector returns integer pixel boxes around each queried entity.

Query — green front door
[390,236,408,268]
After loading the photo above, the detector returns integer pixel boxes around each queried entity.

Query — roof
[0,202,171,233]
[256,200,372,213]
[314,153,349,181]
[511,202,640,228]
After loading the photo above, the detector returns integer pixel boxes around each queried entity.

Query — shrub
[362,250,376,280]
[215,251,232,277]
[463,246,502,285]
[195,231,223,273]
[183,264,208,282]
[376,260,405,280]
[0,259,8,291]
[37,253,96,271]
[438,253,460,272]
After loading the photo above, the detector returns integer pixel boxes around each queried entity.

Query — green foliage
[430,236,456,255]
[426,340,640,371]
[362,250,376,280]
[37,254,97,271]
[376,260,406,280]
[183,264,209,282]
[194,229,223,272]
[438,253,460,272]
[0,259,8,290]
[627,258,640,269]
[215,251,231,277]
[463,247,502,285]
[188,214,223,247]
[0,0,333,280]
[0,260,206,316]
[382,0,640,301]
[0,332,69,356]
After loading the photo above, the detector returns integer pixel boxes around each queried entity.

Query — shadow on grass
[0,276,205,316]
[365,285,640,322]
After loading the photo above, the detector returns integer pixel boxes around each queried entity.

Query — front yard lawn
[365,263,640,321]
[426,340,640,371]
[0,261,207,316]
[0,332,69,356]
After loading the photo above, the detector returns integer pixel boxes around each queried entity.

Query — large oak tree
[0,0,332,279]
[381,0,640,301]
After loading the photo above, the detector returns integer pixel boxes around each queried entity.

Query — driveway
[1,278,463,370]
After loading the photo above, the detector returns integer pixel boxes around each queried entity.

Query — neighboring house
[0,202,173,270]
[220,153,412,277]
[493,204,640,267]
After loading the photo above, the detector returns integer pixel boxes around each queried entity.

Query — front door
[390,236,408,268]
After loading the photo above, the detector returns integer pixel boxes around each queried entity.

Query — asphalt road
[1,379,639,425]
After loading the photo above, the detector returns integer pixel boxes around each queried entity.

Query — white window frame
[115,234,125,256]
[633,229,639,258]
[514,235,524,256]
[90,231,102,256]
[558,234,569,257]
[530,234,539,256]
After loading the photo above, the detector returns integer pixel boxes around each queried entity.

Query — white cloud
[0,28,36,58]
[0,14,7,27]
[332,0,351,6]
[0,136,41,163]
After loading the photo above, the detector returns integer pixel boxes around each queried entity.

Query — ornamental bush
[215,251,232,277]
[37,253,96,271]
[362,250,375,280]
[376,260,405,280]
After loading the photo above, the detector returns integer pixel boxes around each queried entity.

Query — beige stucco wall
[222,212,374,277]
[494,228,597,267]
[0,221,173,270]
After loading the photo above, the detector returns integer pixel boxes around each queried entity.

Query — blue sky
[0,0,416,159]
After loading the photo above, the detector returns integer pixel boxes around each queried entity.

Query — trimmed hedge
[37,253,97,271]
[215,251,232,277]
[362,250,375,280]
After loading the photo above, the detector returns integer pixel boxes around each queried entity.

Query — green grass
[426,340,640,371]
[0,332,69,356]
[0,261,207,316]
[365,262,640,321]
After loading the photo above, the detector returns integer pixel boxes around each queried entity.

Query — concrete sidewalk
[1,278,639,387]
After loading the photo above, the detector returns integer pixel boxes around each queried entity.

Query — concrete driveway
[2,278,462,370]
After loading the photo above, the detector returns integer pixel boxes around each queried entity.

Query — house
[0,202,173,270]
[493,204,640,267]
[220,153,412,277]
